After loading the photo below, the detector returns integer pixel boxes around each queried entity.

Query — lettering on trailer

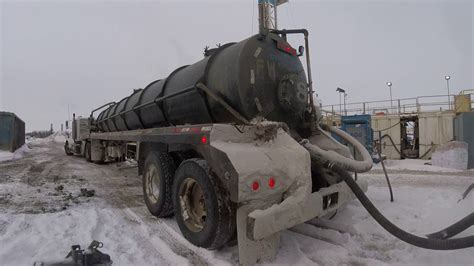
[171,126,212,134]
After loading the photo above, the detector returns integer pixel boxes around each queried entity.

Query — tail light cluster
[277,41,297,56]
[251,177,277,192]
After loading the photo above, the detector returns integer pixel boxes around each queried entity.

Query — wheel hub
[179,178,207,232]
[146,164,160,204]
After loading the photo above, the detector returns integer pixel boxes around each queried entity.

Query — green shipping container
[454,112,474,169]
[0,112,25,152]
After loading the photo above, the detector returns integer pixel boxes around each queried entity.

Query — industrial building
[322,91,474,168]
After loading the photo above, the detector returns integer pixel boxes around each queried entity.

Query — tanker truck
[64,27,373,264]
[64,4,474,265]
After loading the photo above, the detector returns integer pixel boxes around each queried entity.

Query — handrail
[321,93,473,116]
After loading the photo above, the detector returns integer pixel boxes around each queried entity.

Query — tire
[142,151,176,218]
[84,142,92,162]
[173,159,236,249]
[64,142,73,156]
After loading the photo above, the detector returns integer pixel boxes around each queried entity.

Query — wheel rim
[146,164,160,204]
[179,177,207,232]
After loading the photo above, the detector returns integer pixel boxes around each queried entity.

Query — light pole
[386,82,393,113]
[445,75,451,110]
[344,92,348,115]
[336,87,346,116]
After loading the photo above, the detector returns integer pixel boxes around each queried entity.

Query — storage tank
[96,33,311,134]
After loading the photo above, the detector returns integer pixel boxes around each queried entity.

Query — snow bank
[431,141,469,170]
[373,158,463,173]
[0,144,30,162]
[27,132,67,145]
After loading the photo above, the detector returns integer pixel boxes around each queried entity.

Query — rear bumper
[247,179,368,240]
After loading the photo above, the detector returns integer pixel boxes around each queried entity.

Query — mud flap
[237,204,280,265]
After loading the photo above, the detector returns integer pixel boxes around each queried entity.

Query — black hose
[380,134,401,155]
[376,145,394,202]
[460,183,474,201]
[376,121,402,132]
[426,213,474,240]
[333,165,474,250]
[419,145,433,159]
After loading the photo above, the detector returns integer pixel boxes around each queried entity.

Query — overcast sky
[1,0,472,131]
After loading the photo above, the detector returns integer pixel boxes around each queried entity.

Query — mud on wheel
[173,159,236,249]
[143,151,176,217]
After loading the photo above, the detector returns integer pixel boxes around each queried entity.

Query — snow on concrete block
[431,141,469,170]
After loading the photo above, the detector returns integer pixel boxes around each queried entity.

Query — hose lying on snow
[302,125,474,250]
[301,125,373,173]
[335,166,474,250]
[426,213,474,240]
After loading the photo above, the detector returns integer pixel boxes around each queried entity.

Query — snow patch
[373,158,464,173]
[0,144,30,162]
[431,141,469,170]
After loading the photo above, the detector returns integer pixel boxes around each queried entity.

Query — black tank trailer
[65,30,373,265]
[96,32,310,135]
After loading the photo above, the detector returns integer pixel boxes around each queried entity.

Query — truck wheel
[64,142,73,156]
[84,142,92,162]
[143,151,175,217]
[173,159,236,249]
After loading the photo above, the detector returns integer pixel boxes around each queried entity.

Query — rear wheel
[173,159,236,249]
[84,142,92,162]
[143,151,176,217]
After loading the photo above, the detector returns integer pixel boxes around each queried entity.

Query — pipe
[90,102,116,118]
[301,125,373,173]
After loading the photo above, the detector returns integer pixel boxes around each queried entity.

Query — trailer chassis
[80,122,366,265]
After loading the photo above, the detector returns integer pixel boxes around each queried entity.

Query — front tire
[173,159,236,249]
[64,141,73,156]
[84,142,92,162]
[143,151,176,217]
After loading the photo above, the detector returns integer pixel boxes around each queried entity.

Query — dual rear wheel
[142,152,235,249]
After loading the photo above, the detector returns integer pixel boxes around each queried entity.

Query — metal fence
[321,93,473,118]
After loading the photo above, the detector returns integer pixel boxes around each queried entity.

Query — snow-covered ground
[0,144,30,162]
[372,158,465,173]
[0,136,472,265]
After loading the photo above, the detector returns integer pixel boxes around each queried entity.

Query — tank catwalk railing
[321,93,473,118]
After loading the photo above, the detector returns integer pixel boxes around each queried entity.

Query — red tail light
[268,177,275,189]
[252,181,260,191]
[277,42,297,56]
[200,135,208,144]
